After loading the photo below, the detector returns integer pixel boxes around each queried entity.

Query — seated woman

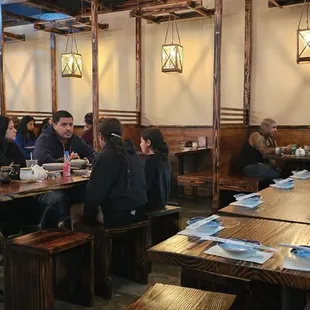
[72,118,147,229]
[140,128,171,210]
[38,117,52,136]
[81,112,93,146]
[15,116,37,159]
[240,118,291,180]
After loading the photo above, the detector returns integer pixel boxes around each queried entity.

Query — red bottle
[63,151,71,177]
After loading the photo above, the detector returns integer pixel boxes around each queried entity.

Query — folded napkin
[283,257,310,272]
[178,226,225,238]
[205,245,273,264]
[32,165,48,180]
[230,200,263,209]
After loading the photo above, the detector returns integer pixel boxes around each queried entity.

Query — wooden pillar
[136,16,142,126]
[50,33,57,113]
[0,4,6,115]
[212,0,223,214]
[243,0,252,125]
[91,0,99,151]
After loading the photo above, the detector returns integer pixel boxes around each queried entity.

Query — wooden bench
[145,205,181,247]
[4,230,94,310]
[74,220,149,300]
[126,283,236,310]
[178,169,261,193]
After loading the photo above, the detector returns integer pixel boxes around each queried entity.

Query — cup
[291,144,297,155]
[26,159,38,168]
[304,145,310,155]
[0,166,12,183]
[20,168,34,181]
[275,147,281,155]
[192,142,198,149]
[10,164,20,180]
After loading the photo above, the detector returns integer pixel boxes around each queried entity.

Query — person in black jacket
[140,128,171,210]
[33,110,96,165]
[73,118,147,228]
[0,116,25,167]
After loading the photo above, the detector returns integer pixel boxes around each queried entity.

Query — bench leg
[5,247,53,310]
[54,241,94,307]
[112,228,148,285]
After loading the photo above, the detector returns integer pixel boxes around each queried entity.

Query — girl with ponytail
[140,128,171,210]
[81,118,147,228]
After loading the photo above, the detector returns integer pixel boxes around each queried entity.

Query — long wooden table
[148,216,310,290]
[219,179,310,224]
[0,176,88,202]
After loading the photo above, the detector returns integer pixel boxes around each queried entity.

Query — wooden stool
[146,205,181,247]
[74,220,149,300]
[126,283,236,309]
[4,230,94,310]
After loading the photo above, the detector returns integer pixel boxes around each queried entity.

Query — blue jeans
[243,163,280,180]
[37,184,87,229]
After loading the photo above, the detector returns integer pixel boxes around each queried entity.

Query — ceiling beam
[34,23,68,35]
[26,0,73,16]
[3,10,41,23]
[268,0,282,8]
[4,31,25,41]
[0,0,28,4]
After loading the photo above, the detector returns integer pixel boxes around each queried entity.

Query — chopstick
[278,243,310,252]
[201,235,278,252]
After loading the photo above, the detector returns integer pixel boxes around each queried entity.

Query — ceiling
[269,0,305,8]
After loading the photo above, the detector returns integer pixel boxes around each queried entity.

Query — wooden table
[148,216,310,290]
[0,176,88,201]
[265,154,310,162]
[219,179,310,224]
[126,283,236,310]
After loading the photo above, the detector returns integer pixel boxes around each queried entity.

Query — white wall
[3,0,310,125]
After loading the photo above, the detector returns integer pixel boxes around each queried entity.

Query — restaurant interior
[1,0,310,309]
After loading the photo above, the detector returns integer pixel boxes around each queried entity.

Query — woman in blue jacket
[15,116,37,159]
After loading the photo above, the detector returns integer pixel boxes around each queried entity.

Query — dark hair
[84,112,93,126]
[0,116,11,148]
[141,128,169,157]
[98,118,130,186]
[17,115,36,143]
[53,110,73,124]
[39,117,52,135]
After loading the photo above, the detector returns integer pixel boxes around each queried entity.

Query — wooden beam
[3,10,40,23]
[269,0,282,8]
[0,5,5,114]
[92,0,99,151]
[27,0,73,16]
[212,0,223,214]
[0,0,27,3]
[50,33,57,113]
[243,0,252,125]
[4,31,25,41]
[136,13,142,125]
[34,23,68,35]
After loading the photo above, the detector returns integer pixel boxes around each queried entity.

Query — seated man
[34,110,95,165]
[240,118,291,180]
[33,110,96,229]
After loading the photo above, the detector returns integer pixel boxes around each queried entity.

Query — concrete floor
[0,198,212,310]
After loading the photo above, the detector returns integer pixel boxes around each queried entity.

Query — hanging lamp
[161,15,183,73]
[297,0,310,64]
[61,29,83,78]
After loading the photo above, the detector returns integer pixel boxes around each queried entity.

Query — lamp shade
[161,43,183,73]
[61,52,83,78]
[297,28,310,63]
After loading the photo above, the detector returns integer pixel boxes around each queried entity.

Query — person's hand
[284,144,292,154]
[70,152,80,160]
[96,208,104,224]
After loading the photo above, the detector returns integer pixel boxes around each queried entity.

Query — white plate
[42,163,64,171]
[270,183,294,189]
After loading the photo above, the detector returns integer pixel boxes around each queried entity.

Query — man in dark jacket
[33,110,96,165]
[34,110,96,229]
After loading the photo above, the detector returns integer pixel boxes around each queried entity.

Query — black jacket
[33,125,96,165]
[144,154,171,210]
[83,142,147,228]
[0,142,26,167]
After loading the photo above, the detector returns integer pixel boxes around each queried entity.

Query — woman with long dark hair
[73,118,147,228]
[140,128,171,210]
[0,116,25,167]
[15,115,36,159]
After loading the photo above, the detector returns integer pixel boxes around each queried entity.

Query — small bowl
[218,238,259,256]
[70,159,86,168]
[43,163,64,171]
